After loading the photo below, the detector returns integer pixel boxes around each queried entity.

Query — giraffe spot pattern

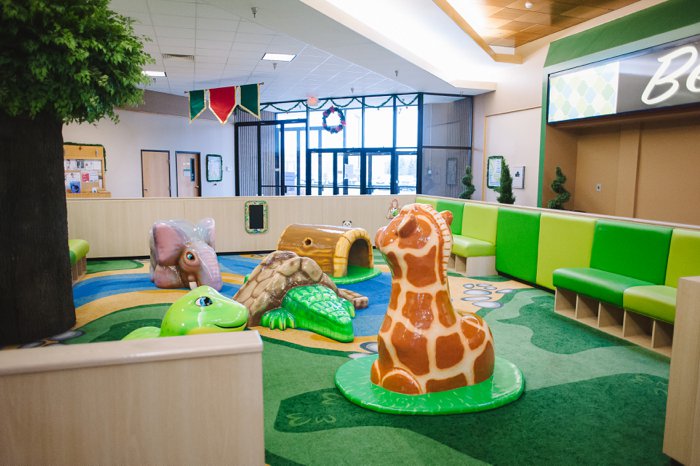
[389,283,401,310]
[391,322,429,376]
[385,251,402,279]
[380,314,393,333]
[398,217,432,250]
[425,373,468,393]
[376,336,395,374]
[474,341,495,384]
[435,332,464,369]
[405,245,437,288]
[382,370,421,395]
[436,290,457,327]
[461,314,487,350]
[402,292,433,330]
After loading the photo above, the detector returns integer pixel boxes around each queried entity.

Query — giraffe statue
[371,203,495,394]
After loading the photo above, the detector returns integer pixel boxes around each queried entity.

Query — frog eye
[195,296,213,307]
[185,252,196,261]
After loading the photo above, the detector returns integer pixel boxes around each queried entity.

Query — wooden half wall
[67,194,416,258]
[0,332,264,465]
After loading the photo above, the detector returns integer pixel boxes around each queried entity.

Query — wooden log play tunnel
[277,224,374,278]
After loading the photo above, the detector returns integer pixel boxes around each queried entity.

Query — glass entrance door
[366,150,392,195]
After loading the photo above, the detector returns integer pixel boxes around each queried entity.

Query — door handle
[144,188,149,191]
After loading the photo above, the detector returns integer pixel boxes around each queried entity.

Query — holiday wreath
[322,106,346,134]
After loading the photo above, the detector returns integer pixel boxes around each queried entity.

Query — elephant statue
[149,218,223,291]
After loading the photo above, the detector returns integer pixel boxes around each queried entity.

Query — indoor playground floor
[13,253,671,465]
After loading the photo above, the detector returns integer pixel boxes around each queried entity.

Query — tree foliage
[459,165,475,199]
[0,0,152,124]
[496,160,516,204]
[547,166,571,209]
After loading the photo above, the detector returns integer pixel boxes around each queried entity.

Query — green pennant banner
[189,89,206,122]
[236,83,260,119]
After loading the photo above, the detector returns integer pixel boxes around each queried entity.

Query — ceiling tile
[195,39,233,50]
[151,14,195,28]
[196,17,239,31]
[154,26,196,39]
[148,0,196,17]
[195,4,241,21]
[197,29,237,41]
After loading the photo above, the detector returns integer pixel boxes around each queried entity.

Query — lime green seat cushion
[535,213,595,290]
[665,229,700,287]
[415,196,438,209]
[68,239,90,266]
[553,267,653,306]
[623,285,676,323]
[436,199,465,236]
[461,203,498,244]
[496,208,540,283]
[452,235,495,257]
[591,220,672,285]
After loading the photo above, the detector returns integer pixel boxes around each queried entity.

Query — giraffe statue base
[335,355,524,415]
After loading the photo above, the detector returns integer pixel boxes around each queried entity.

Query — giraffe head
[375,203,453,284]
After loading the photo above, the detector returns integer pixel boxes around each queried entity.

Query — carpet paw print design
[459,283,514,310]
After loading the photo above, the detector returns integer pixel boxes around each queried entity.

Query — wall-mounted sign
[487,156,503,189]
[548,34,700,123]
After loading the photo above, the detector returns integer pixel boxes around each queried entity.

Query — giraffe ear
[397,213,418,238]
[440,210,453,227]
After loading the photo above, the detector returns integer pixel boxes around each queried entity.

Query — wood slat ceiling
[462,0,641,47]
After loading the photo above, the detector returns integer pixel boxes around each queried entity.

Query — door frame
[175,151,201,197]
[140,149,171,197]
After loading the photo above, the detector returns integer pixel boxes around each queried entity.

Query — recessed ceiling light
[524,1,533,9]
[262,53,296,62]
[143,70,167,77]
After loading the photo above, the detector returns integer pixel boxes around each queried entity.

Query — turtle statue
[234,250,368,343]
[122,286,249,340]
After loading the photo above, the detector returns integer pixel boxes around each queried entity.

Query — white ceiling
[114,0,650,103]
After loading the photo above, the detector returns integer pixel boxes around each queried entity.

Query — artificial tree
[0,1,151,344]
[496,160,516,204]
[547,166,571,210]
[459,165,475,199]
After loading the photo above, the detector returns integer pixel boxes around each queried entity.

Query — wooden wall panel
[573,129,620,215]
[68,194,416,257]
[0,332,264,466]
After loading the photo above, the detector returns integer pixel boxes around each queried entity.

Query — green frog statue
[123,286,249,340]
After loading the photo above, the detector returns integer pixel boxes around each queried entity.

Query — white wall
[63,109,235,198]
[483,108,541,206]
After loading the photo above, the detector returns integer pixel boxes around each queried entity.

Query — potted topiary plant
[0,0,151,344]
[547,166,571,210]
[496,160,516,204]
[459,165,475,199]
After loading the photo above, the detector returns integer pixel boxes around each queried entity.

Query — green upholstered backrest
[665,229,700,287]
[536,213,596,290]
[68,239,90,260]
[461,203,498,244]
[496,208,541,283]
[590,220,672,285]
[436,199,465,236]
[415,196,438,209]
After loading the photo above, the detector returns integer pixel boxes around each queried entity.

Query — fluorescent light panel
[262,53,296,62]
[143,70,167,77]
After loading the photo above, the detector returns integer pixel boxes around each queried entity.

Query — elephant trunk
[193,245,223,291]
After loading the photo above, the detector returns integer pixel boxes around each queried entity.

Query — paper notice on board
[81,172,90,182]
[89,171,98,182]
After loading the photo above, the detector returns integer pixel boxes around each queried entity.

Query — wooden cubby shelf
[447,254,496,277]
[554,288,673,357]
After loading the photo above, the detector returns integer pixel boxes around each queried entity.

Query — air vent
[162,53,195,62]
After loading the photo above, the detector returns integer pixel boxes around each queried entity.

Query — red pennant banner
[208,86,236,124]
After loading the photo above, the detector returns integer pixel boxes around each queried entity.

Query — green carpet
[262,288,670,465]
[87,259,144,274]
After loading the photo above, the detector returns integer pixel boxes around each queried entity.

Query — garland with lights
[322,106,346,134]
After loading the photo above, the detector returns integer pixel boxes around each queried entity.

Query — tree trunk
[0,111,75,345]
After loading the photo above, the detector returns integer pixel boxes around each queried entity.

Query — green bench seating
[416,195,700,356]
[69,239,90,282]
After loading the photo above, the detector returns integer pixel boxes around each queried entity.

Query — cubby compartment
[623,310,654,349]
[554,288,576,319]
[598,302,624,338]
[575,295,599,326]
[651,320,674,357]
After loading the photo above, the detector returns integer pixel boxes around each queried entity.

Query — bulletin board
[64,144,111,198]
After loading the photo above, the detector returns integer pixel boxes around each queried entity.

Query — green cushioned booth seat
[536,213,596,290]
[591,220,672,285]
[69,239,90,266]
[436,199,465,236]
[452,236,495,257]
[496,208,541,283]
[623,285,676,323]
[665,229,700,288]
[553,267,653,307]
[415,196,438,208]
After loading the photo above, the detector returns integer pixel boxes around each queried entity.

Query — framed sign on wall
[206,154,223,182]
[245,200,268,234]
[487,156,504,189]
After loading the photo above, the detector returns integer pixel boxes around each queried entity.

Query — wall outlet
[595,183,602,192]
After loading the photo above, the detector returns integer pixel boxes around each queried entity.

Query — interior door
[141,150,170,197]
[176,152,201,197]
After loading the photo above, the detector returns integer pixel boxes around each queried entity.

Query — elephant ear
[196,217,216,249]
[152,221,189,266]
